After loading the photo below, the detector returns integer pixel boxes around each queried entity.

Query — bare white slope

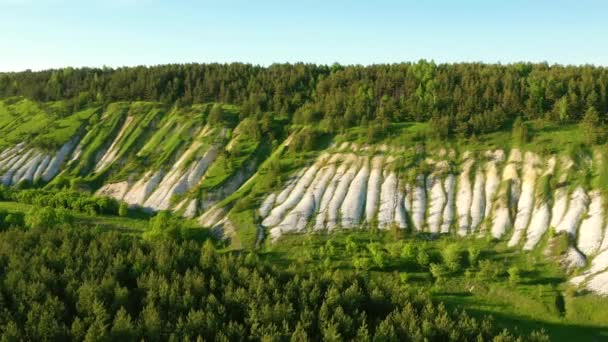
[32,155,51,182]
[577,191,604,256]
[412,175,427,232]
[457,159,474,236]
[563,246,586,270]
[95,116,134,172]
[275,169,305,205]
[508,153,538,247]
[378,171,398,228]
[0,143,24,162]
[427,174,446,233]
[42,137,79,182]
[2,150,33,185]
[571,249,608,286]
[259,193,277,218]
[314,155,349,230]
[394,181,408,229]
[404,183,412,213]
[155,147,219,211]
[586,271,608,295]
[441,174,455,233]
[144,140,203,210]
[365,156,384,222]
[326,155,359,229]
[469,168,486,232]
[263,155,327,227]
[550,188,568,229]
[183,199,198,218]
[340,158,369,228]
[0,143,25,167]
[312,160,337,213]
[550,157,573,228]
[484,160,500,218]
[13,152,42,184]
[523,203,550,250]
[523,156,557,250]
[556,187,589,236]
[273,158,337,235]
[96,181,130,201]
[1,150,27,172]
[123,170,164,206]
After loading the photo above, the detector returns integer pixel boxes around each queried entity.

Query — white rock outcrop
[456,158,474,236]
[42,137,79,182]
[95,116,134,172]
[326,155,359,229]
[508,153,538,247]
[411,175,427,231]
[555,187,589,236]
[469,169,486,232]
[123,170,164,206]
[427,174,445,233]
[340,158,369,228]
[440,174,455,233]
[365,156,384,222]
[577,191,604,256]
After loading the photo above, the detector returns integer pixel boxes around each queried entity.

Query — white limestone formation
[123,170,164,206]
[259,193,277,218]
[2,149,33,185]
[326,155,359,229]
[571,249,608,286]
[555,187,589,236]
[340,158,369,228]
[523,203,550,250]
[378,171,398,228]
[427,174,446,233]
[508,153,538,247]
[42,137,79,182]
[95,116,134,172]
[32,155,51,182]
[440,174,455,233]
[411,175,427,231]
[456,158,474,236]
[314,155,350,230]
[577,191,604,256]
[263,155,326,227]
[469,169,486,232]
[484,160,500,218]
[394,181,408,229]
[365,156,384,222]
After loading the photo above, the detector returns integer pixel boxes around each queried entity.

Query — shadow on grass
[438,295,608,342]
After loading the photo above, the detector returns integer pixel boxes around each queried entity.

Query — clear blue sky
[1,0,607,71]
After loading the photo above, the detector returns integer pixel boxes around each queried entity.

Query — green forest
[2,62,608,137]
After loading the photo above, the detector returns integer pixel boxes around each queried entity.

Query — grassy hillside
[1,95,608,340]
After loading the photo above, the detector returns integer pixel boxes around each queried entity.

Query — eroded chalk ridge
[258,147,608,296]
[0,137,80,186]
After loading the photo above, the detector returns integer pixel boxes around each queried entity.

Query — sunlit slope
[2,96,608,296]
[255,141,608,296]
[0,97,267,220]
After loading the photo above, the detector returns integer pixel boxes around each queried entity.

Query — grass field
[263,230,608,341]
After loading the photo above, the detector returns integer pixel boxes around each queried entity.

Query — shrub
[442,243,463,272]
[118,202,128,217]
[508,266,521,284]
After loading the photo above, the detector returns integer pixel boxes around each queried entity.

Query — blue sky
[1,0,607,71]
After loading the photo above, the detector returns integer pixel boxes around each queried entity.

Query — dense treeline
[0,225,548,341]
[2,62,608,136]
